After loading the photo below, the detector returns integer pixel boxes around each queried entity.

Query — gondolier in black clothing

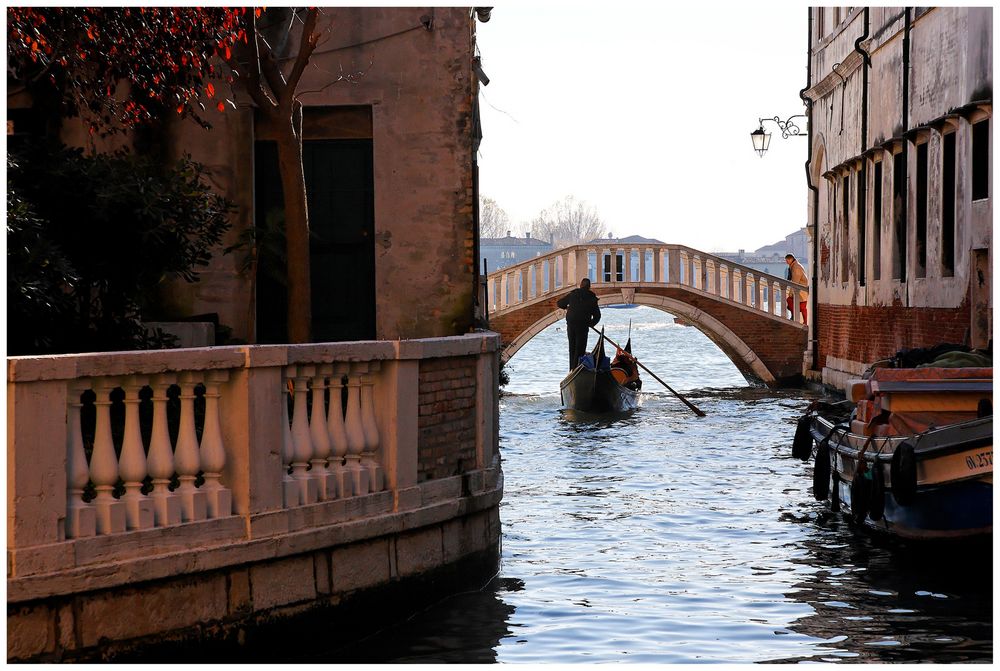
[557,278,601,370]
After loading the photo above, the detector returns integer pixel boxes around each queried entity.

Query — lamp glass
[750,127,771,156]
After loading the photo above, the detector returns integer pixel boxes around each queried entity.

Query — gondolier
[557,278,601,370]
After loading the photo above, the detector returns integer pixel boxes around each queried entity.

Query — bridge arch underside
[495,289,808,387]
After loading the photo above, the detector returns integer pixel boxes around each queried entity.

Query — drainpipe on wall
[854,8,871,154]
[800,8,820,372]
[903,8,911,134]
[900,7,911,284]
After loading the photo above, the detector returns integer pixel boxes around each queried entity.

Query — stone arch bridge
[485,243,808,386]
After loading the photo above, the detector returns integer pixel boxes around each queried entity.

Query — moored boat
[795,363,992,540]
[560,330,641,413]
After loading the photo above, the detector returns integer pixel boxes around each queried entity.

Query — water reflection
[773,528,992,662]
[317,578,519,663]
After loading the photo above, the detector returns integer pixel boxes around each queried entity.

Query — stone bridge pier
[484,243,809,387]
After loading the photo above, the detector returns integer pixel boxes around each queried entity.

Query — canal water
[316,306,993,663]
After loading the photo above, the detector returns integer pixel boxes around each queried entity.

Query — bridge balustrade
[485,243,807,324]
[7,334,500,582]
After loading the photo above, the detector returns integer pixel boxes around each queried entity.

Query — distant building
[480,231,553,272]
[716,228,810,277]
[584,234,666,282]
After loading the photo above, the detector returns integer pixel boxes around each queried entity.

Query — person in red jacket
[556,278,602,370]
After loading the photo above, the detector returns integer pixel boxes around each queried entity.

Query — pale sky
[474,2,810,253]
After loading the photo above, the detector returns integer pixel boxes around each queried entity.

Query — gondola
[560,329,641,413]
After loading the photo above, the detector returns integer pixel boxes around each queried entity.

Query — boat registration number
[964,449,993,472]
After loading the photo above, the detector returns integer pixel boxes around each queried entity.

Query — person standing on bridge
[784,254,809,325]
[557,278,602,370]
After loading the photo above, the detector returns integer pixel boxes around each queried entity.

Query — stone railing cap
[8,333,502,382]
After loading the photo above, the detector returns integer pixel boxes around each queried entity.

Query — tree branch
[284,8,320,101]
[254,32,288,102]
[227,13,277,112]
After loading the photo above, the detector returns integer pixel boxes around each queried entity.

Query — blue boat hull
[811,415,992,541]
[835,477,993,540]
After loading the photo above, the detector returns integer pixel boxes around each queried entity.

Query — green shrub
[7,141,233,354]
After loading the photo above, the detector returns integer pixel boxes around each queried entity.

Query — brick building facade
[802,7,992,390]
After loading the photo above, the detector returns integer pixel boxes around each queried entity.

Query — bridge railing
[6,334,500,581]
[485,243,807,323]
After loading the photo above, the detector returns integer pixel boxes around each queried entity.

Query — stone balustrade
[486,243,807,322]
[6,334,501,597]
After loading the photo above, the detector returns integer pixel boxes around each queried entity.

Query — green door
[253,139,375,343]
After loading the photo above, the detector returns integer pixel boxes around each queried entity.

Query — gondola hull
[560,365,639,413]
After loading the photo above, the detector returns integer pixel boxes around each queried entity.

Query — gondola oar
[591,326,706,417]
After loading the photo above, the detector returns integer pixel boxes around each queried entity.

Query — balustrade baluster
[120,376,154,530]
[360,365,384,492]
[624,248,632,282]
[310,367,334,500]
[280,376,298,507]
[499,272,509,309]
[327,364,352,498]
[200,370,232,517]
[344,366,370,496]
[65,382,96,538]
[534,261,544,297]
[290,367,319,505]
[175,373,207,522]
[91,378,125,534]
[148,375,181,526]
[639,248,647,282]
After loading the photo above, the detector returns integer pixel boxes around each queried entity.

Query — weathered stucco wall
[805,7,992,388]
[164,8,477,342]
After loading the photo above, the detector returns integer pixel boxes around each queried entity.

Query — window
[941,132,956,276]
[972,119,990,200]
[872,159,882,281]
[841,172,850,282]
[857,163,867,286]
[892,149,907,281]
[915,141,928,278]
[816,8,825,39]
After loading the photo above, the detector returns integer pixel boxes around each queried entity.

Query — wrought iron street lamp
[750,115,807,157]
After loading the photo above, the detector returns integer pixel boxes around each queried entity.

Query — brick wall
[417,356,478,481]
[817,300,972,369]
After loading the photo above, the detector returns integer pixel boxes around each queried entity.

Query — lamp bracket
[758,114,808,139]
